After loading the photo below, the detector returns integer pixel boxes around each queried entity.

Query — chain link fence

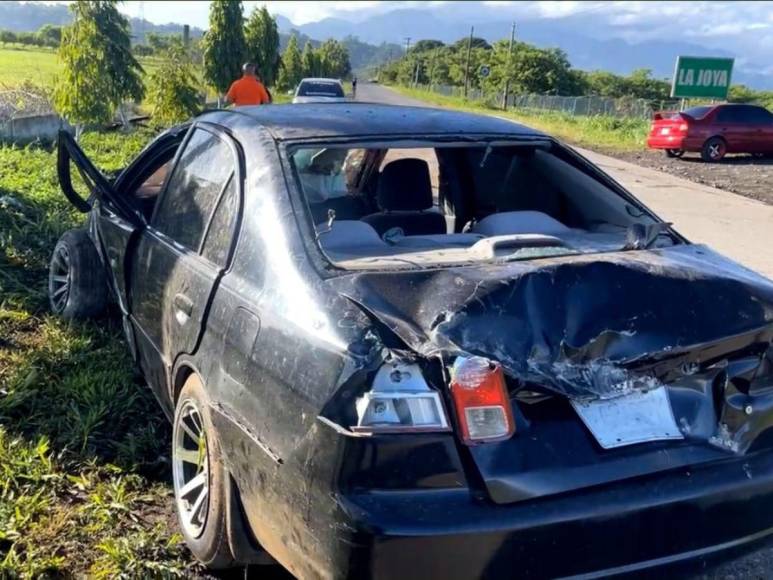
[415,83,685,119]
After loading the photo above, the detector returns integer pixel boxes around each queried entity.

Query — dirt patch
[612,149,773,205]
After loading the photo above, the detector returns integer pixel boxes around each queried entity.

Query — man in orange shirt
[225,63,271,106]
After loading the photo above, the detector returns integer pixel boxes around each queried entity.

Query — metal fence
[414,83,684,119]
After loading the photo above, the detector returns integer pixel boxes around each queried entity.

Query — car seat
[361,159,446,236]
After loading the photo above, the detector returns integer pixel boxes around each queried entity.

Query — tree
[146,32,172,54]
[203,0,245,98]
[147,41,201,126]
[411,39,444,53]
[244,6,280,86]
[450,36,491,52]
[0,30,17,45]
[54,0,145,133]
[318,39,351,79]
[36,24,62,47]
[301,40,319,78]
[484,40,574,95]
[277,34,303,91]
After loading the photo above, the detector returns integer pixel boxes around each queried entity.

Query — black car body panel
[56,104,773,579]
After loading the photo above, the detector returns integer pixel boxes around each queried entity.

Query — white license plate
[660,127,671,135]
[571,387,683,449]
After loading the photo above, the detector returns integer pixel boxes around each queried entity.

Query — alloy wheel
[173,400,210,538]
[49,245,71,314]
[709,142,725,160]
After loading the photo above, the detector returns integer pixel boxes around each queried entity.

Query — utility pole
[430,48,438,88]
[463,26,474,99]
[404,37,411,54]
[502,22,516,110]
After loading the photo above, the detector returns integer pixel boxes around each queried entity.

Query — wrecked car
[50,104,773,578]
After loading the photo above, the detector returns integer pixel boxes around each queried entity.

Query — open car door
[57,130,145,315]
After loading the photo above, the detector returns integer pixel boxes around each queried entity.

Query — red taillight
[449,357,515,445]
[678,122,689,133]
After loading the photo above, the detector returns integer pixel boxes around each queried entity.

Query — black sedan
[51,104,773,579]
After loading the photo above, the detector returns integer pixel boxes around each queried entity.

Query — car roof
[204,103,543,141]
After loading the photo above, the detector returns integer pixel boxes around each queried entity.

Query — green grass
[0,46,165,89]
[0,46,60,87]
[0,129,203,577]
[392,85,650,152]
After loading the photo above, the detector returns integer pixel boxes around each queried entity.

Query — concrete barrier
[0,113,74,144]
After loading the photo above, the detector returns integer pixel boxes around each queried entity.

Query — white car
[292,78,348,104]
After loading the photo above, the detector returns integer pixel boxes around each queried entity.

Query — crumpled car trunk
[329,244,773,503]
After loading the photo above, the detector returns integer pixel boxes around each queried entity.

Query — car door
[128,123,243,406]
[57,131,145,314]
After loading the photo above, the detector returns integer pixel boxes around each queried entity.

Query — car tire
[701,137,727,162]
[172,374,236,570]
[48,228,108,320]
[665,149,684,158]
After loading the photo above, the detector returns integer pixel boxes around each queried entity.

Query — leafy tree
[54,0,145,133]
[318,39,351,79]
[0,30,17,45]
[203,0,246,97]
[36,24,61,47]
[729,84,758,103]
[301,40,319,78]
[244,6,280,86]
[147,41,201,126]
[133,43,153,57]
[450,36,491,52]
[277,34,303,91]
[146,32,172,54]
[412,39,444,53]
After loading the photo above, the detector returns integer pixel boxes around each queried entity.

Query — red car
[647,103,773,161]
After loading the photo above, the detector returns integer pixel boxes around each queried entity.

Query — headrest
[471,211,570,237]
[376,158,433,211]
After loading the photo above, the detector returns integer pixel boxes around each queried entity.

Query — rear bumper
[646,135,702,151]
[335,449,773,579]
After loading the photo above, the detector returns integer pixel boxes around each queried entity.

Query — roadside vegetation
[0,131,206,576]
[393,85,649,152]
[378,37,773,111]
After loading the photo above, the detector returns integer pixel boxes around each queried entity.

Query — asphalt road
[356,82,773,281]
[355,82,773,580]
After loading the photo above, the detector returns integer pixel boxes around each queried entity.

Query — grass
[392,85,650,153]
[0,46,60,87]
[0,129,203,577]
[0,46,165,89]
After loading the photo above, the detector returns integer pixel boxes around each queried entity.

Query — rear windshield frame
[297,81,345,98]
[279,135,678,276]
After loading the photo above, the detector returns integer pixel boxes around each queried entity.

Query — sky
[37,1,773,75]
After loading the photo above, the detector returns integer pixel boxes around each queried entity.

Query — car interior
[123,139,183,220]
[291,142,670,268]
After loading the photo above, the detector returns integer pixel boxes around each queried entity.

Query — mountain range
[1,1,770,89]
[275,7,771,89]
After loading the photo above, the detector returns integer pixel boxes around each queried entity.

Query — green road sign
[671,56,734,99]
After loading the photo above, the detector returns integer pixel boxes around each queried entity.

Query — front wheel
[701,137,727,162]
[172,374,235,569]
[48,228,108,320]
[665,149,684,158]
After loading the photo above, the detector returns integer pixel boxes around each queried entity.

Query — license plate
[571,387,683,449]
[660,127,671,135]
